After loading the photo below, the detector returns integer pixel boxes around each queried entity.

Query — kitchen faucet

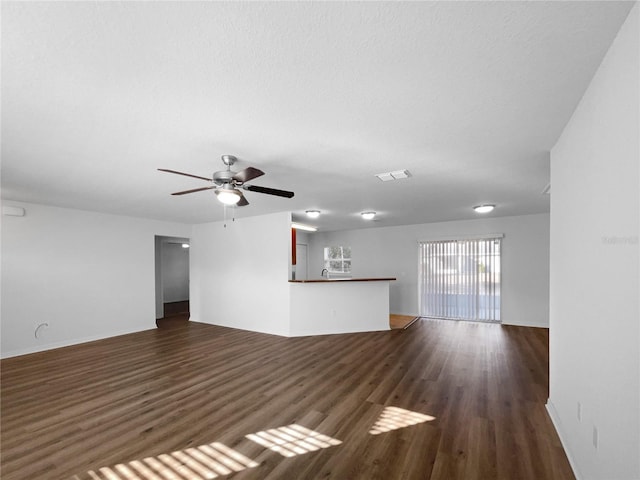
[321,268,329,278]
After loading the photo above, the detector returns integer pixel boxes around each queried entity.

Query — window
[324,246,351,274]
[418,236,501,322]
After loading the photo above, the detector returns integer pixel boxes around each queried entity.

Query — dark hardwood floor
[0,319,574,480]
[156,301,190,329]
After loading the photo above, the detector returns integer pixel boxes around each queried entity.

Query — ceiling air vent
[375,170,411,182]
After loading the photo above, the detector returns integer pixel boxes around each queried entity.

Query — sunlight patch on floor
[246,424,342,458]
[84,442,258,479]
[369,406,435,435]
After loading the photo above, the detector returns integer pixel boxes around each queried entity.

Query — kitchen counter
[289,277,395,336]
[289,277,396,283]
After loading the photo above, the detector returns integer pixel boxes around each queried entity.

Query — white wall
[308,213,550,327]
[190,211,292,336]
[161,241,189,303]
[548,5,639,480]
[155,235,163,319]
[1,201,192,358]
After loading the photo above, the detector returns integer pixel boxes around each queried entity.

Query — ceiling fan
[159,155,294,206]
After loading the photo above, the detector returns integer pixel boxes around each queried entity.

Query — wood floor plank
[1,319,574,480]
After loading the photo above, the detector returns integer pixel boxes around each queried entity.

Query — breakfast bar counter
[289,277,396,283]
[288,277,396,336]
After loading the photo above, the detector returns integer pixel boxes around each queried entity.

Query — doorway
[155,235,190,327]
[418,236,502,322]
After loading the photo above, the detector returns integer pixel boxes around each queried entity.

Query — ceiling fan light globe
[216,189,241,205]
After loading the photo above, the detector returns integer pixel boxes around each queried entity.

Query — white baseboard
[546,399,582,480]
[0,326,155,359]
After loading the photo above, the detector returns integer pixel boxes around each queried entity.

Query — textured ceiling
[1,1,634,231]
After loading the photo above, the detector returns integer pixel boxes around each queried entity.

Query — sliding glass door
[419,237,501,322]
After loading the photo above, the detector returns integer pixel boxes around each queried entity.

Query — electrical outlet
[593,426,598,449]
[577,401,581,421]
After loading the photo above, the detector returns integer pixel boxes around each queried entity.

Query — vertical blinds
[419,237,502,322]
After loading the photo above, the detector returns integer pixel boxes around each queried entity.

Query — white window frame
[323,246,352,274]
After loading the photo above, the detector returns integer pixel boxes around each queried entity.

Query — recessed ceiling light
[305,210,321,218]
[473,204,495,213]
[361,211,376,220]
[291,222,318,232]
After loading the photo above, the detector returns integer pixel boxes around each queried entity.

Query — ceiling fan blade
[171,186,215,195]
[243,184,295,198]
[237,194,249,207]
[158,168,212,182]
[233,167,264,183]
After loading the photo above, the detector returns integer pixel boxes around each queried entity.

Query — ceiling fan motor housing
[213,170,235,185]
